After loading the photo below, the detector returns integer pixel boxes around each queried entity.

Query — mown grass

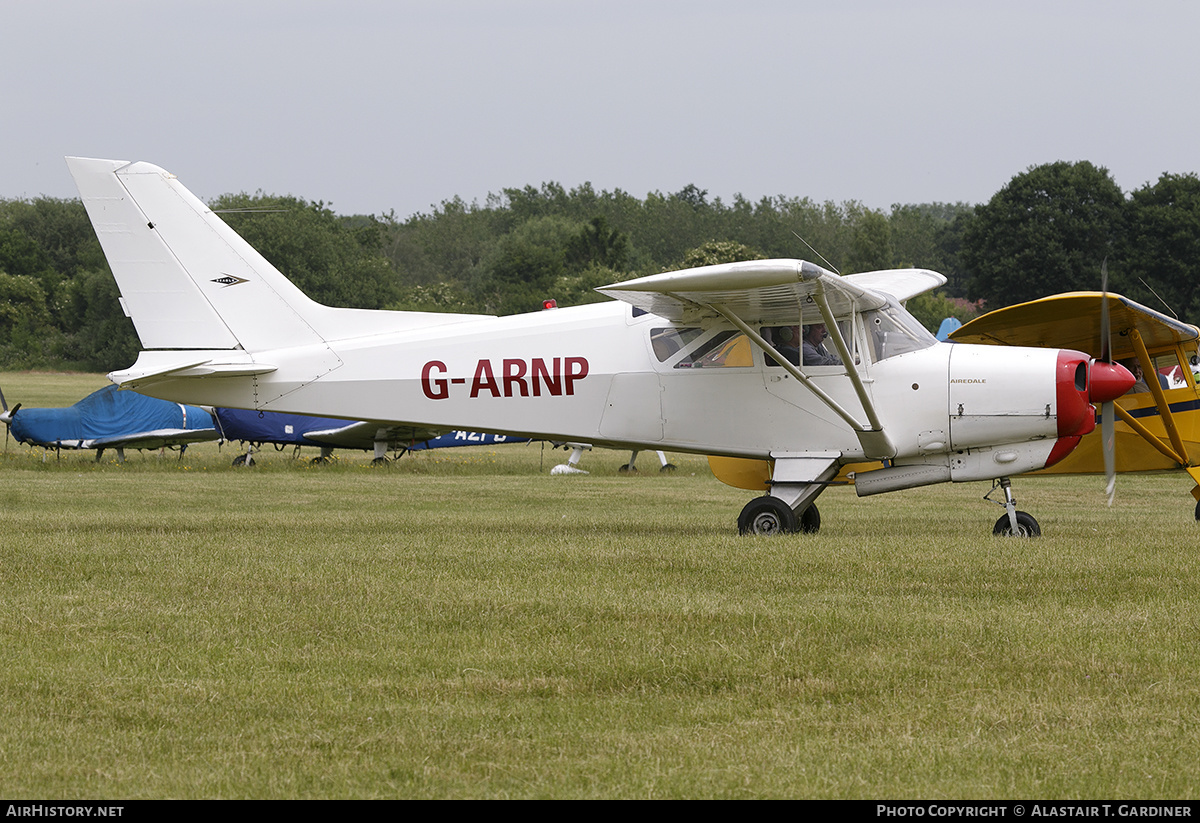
[1,372,1198,798]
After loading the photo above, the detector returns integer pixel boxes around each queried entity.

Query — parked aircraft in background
[549,443,677,475]
[68,157,1135,536]
[212,406,526,465]
[0,384,217,462]
[950,291,1200,519]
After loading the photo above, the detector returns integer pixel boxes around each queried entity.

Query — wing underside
[950,292,1199,358]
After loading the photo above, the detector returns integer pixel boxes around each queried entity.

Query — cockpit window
[650,327,704,362]
[762,325,802,367]
[762,322,852,368]
[651,328,753,368]
[863,298,937,361]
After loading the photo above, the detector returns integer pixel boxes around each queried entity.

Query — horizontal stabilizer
[108,351,277,389]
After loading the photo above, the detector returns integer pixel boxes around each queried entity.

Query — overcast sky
[2,0,1197,219]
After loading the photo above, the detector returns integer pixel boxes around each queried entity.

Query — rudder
[67,157,328,353]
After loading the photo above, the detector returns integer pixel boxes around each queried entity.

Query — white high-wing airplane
[66,157,1135,536]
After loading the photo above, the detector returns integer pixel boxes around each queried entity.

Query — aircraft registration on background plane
[0,384,217,462]
[66,157,1137,536]
[212,406,527,466]
[949,292,1200,519]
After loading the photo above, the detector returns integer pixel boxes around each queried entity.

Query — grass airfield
[2,372,1198,799]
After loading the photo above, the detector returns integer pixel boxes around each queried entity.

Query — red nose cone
[1089,360,1136,404]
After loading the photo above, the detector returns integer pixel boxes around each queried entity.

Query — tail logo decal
[212,274,249,287]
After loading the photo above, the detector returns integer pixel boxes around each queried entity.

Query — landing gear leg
[551,444,590,475]
[989,477,1041,537]
[619,450,640,473]
[737,455,838,536]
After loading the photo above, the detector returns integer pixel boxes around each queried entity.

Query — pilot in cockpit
[802,324,842,366]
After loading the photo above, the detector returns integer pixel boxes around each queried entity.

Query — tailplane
[67,157,484,384]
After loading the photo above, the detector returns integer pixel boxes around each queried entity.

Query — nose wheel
[987,477,1041,537]
[992,510,1040,537]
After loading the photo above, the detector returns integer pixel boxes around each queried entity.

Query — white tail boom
[67,157,482,387]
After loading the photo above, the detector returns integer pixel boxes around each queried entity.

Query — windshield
[863,298,937,361]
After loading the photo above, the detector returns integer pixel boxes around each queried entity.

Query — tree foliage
[962,161,1125,309]
[12,158,1200,374]
[209,193,399,309]
[1118,172,1200,320]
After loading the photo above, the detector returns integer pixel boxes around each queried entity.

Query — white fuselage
[135,300,1072,475]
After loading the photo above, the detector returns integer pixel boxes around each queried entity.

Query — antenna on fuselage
[791,231,840,275]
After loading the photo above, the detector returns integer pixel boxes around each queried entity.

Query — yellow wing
[949,292,1198,359]
[953,292,1200,492]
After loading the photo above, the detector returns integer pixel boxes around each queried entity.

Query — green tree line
[2,161,1197,373]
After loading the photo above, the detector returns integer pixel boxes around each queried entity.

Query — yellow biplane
[708,291,1200,530]
[949,291,1200,519]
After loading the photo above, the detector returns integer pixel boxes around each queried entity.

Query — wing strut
[812,281,888,436]
[1113,404,1188,465]
[710,291,896,460]
[1129,328,1191,467]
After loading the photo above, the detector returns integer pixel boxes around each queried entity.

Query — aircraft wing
[949,292,1199,359]
[87,428,219,451]
[842,269,947,303]
[213,408,444,450]
[597,259,944,325]
[300,420,445,450]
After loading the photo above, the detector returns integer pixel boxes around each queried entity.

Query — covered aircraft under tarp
[213,407,527,465]
[4,384,217,460]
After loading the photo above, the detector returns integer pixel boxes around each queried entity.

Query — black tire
[798,503,820,534]
[232,454,254,467]
[992,511,1041,537]
[1194,499,1200,521]
[618,464,636,474]
[371,457,390,467]
[738,497,798,536]
[659,463,678,473]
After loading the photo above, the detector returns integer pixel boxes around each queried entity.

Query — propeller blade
[1102,400,1116,505]
[0,386,7,413]
[1099,258,1117,505]
[1099,258,1111,364]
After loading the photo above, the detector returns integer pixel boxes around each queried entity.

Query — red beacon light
[542,298,558,310]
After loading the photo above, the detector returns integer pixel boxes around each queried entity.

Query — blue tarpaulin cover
[213,408,349,447]
[12,385,214,446]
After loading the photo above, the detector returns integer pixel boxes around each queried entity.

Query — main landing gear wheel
[992,511,1041,537]
[798,503,820,534]
[737,499,821,536]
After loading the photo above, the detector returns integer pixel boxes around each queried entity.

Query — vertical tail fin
[67,157,329,353]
